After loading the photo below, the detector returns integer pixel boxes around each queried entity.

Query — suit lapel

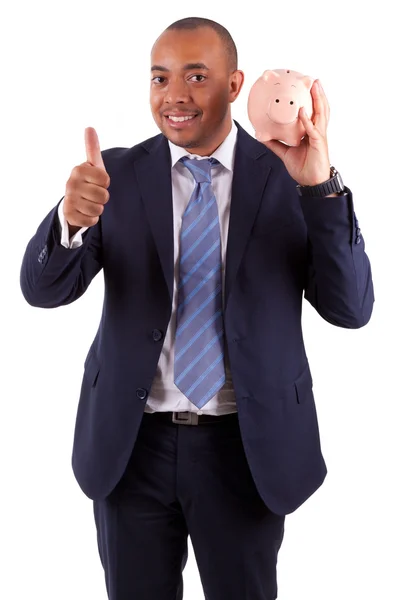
[134,135,174,301]
[132,124,273,308]
[224,123,272,308]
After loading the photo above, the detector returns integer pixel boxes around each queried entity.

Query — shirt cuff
[58,199,88,249]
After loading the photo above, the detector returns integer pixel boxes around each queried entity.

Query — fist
[63,127,110,229]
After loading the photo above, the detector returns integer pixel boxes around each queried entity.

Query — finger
[85,127,106,170]
[68,211,99,228]
[80,182,110,205]
[309,80,327,132]
[318,79,331,127]
[298,107,320,142]
[317,80,330,121]
[79,199,105,217]
[73,163,110,188]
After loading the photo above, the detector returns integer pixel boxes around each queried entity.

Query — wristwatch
[296,166,345,197]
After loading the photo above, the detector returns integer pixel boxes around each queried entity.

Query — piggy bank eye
[290,101,294,105]
[275,99,280,103]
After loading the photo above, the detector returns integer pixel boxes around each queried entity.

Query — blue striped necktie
[174,157,226,409]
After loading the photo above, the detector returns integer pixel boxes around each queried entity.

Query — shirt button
[197,410,203,415]
[152,329,163,342]
[136,388,148,400]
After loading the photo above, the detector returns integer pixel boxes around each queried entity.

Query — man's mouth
[167,115,196,123]
[163,113,199,129]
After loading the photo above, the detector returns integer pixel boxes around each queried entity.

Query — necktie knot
[180,157,219,184]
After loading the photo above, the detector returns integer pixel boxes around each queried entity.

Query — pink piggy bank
[247,69,314,146]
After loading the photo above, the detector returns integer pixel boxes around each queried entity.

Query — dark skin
[150,27,244,156]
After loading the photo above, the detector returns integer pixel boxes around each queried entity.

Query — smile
[164,114,199,129]
[168,115,196,122]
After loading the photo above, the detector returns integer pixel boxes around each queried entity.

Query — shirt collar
[168,120,238,171]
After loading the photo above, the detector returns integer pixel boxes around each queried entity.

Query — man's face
[150,27,243,155]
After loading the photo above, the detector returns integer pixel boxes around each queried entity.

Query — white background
[1,0,399,598]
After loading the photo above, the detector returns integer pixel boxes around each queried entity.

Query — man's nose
[164,78,191,103]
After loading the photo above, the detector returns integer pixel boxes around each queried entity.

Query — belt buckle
[172,411,199,426]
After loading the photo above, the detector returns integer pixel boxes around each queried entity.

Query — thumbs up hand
[63,127,110,230]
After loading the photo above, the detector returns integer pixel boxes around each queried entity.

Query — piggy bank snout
[268,94,300,125]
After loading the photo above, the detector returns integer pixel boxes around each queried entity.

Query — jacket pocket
[294,363,313,404]
[83,350,101,388]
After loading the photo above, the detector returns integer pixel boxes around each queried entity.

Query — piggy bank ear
[262,70,280,83]
[302,76,314,91]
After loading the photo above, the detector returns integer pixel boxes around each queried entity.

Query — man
[20,16,374,600]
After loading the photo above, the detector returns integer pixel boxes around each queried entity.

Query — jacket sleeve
[300,186,374,328]
[20,198,102,308]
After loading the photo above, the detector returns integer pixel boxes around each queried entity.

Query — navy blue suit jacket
[20,121,374,515]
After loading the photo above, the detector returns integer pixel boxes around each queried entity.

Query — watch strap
[296,166,345,197]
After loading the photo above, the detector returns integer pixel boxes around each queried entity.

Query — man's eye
[189,75,206,82]
[152,76,166,84]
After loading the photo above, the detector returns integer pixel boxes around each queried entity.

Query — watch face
[337,171,344,189]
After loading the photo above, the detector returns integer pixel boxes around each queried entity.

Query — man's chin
[163,130,200,150]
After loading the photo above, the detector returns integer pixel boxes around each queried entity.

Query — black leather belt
[144,410,238,426]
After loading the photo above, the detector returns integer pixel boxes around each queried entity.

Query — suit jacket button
[136,388,148,400]
[355,236,361,244]
[152,329,163,342]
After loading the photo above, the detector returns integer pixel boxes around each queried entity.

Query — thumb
[85,127,106,170]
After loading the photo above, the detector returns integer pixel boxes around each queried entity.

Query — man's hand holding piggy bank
[248,69,334,189]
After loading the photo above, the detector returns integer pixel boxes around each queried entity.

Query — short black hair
[165,17,238,72]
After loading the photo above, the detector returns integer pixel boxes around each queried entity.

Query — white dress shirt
[58,122,239,415]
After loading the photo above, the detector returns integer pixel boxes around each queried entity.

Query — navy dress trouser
[93,411,285,600]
